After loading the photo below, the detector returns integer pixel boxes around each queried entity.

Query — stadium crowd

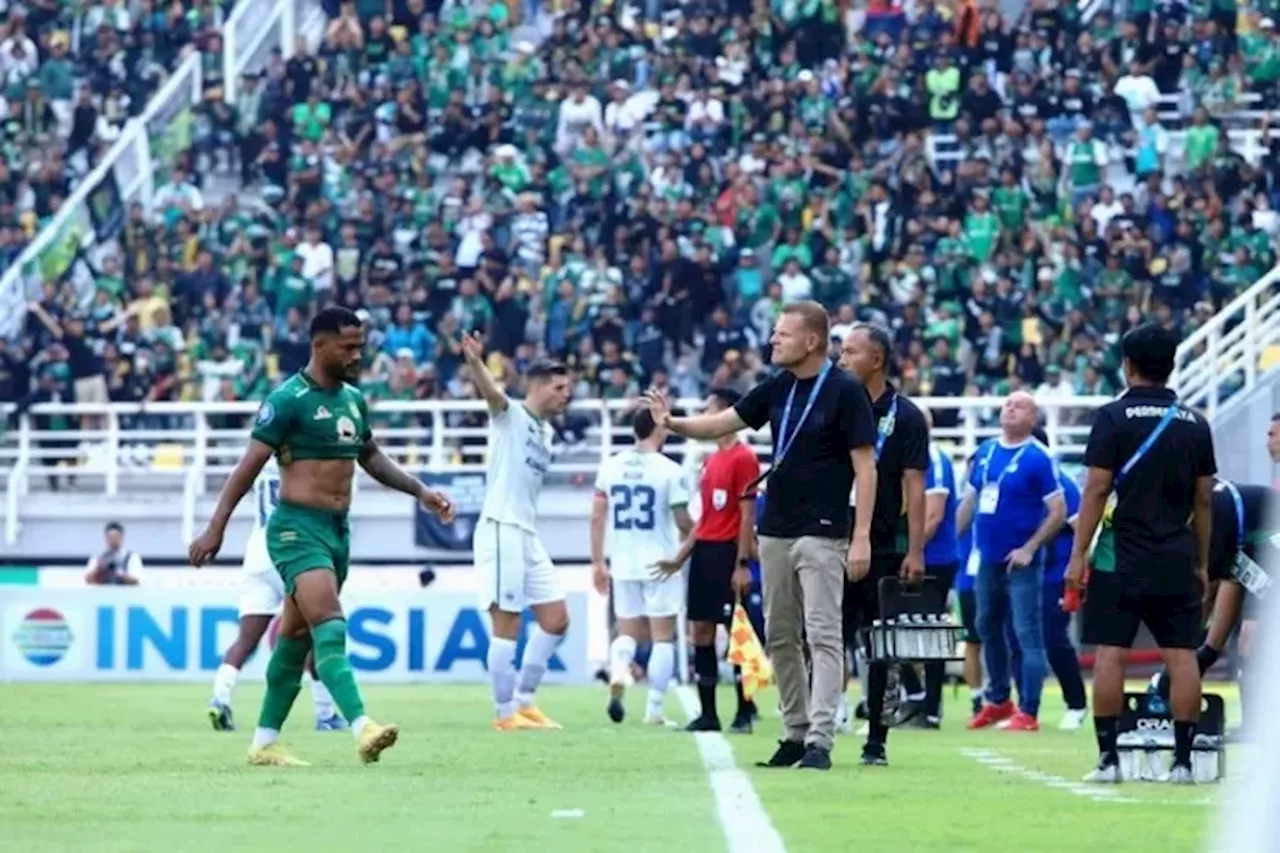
[4,0,1280,439]
[0,0,238,276]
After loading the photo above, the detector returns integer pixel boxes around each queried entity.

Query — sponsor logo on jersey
[314,405,332,421]
[337,415,358,442]
[13,607,74,666]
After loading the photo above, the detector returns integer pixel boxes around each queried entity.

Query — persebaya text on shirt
[1124,405,1198,423]
[524,416,551,476]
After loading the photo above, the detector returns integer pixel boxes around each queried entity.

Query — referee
[838,323,927,765]
[646,301,878,770]
[1067,323,1217,785]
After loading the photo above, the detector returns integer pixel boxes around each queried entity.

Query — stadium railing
[0,396,1110,546]
[1174,264,1280,419]
[0,0,325,342]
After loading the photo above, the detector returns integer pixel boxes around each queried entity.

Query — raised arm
[644,389,746,441]
[461,331,509,414]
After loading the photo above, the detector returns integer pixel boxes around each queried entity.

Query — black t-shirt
[735,365,877,540]
[852,387,929,555]
[1083,386,1217,581]
[1208,481,1277,584]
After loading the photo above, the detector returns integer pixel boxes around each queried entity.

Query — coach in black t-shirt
[646,301,878,771]
[838,323,928,765]
[1067,323,1216,785]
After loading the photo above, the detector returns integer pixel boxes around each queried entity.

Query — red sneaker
[967,700,1016,730]
[1002,712,1040,732]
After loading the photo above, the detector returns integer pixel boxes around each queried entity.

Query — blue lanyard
[874,394,898,462]
[1220,478,1246,552]
[774,361,831,466]
[1115,404,1180,488]
[981,443,1029,488]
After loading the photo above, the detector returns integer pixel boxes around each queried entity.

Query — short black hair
[850,322,895,374]
[526,359,569,382]
[1031,426,1049,446]
[708,387,741,409]
[105,521,123,534]
[310,306,362,337]
[1120,323,1178,384]
[634,407,657,440]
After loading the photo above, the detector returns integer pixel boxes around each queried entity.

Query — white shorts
[239,528,285,617]
[474,519,562,612]
[612,577,682,620]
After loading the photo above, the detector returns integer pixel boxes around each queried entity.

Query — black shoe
[745,700,760,722]
[684,715,722,732]
[911,715,941,730]
[756,740,806,768]
[854,700,869,720]
[797,745,832,771]
[860,742,888,766]
[607,696,625,724]
[728,713,754,735]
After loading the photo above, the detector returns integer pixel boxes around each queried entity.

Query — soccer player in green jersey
[189,306,457,766]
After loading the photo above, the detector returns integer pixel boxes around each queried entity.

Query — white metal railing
[223,0,325,103]
[1174,265,1280,419]
[0,395,1112,540]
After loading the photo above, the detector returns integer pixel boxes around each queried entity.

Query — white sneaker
[644,714,679,728]
[1165,764,1195,785]
[1059,708,1088,731]
[1083,763,1121,784]
[855,722,870,737]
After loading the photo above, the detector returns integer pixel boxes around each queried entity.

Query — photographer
[84,522,145,586]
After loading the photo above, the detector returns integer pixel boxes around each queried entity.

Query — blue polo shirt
[924,443,959,566]
[967,439,1062,567]
[1046,470,1081,584]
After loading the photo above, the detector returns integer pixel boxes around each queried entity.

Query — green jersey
[252,372,372,463]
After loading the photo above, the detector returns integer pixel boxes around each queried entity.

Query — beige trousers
[758,535,847,752]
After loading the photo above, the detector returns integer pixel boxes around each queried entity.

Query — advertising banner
[0,588,591,684]
[414,472,487,551]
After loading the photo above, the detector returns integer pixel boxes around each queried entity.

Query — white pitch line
[677,686,787,853]
[959,748,1214,807]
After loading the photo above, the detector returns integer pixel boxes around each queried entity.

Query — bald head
[1000,391,1039,440]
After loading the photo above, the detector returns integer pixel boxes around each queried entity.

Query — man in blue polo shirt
[958,392,1066,732]
[920,415,959,728]
[1006,429,1089,730]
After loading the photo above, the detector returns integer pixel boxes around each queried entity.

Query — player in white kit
[462,332,573,731]
[590,408,693,725]
[206,456,343,732]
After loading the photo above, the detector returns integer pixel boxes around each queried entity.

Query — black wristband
[736,558,750,567]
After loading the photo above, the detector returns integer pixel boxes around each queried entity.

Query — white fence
[0,395,1110,545]
[0,0,324,341]
[1174,265,1280,419]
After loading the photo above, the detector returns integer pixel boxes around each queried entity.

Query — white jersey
[594,448,690,581]
[252,456,282,532]
[479,402,553,532]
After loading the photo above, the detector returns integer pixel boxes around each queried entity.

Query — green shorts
[267,501,351,595]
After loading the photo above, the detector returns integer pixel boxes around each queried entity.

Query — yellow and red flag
[726,604,773,700]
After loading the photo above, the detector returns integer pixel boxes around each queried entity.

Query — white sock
[608,635,637,686]
[856,649,870,705]
[213,663,238,705]
[515,625,565,707]
[251,727,278,750]
[310,676,335,719]
[489,637,519,718]
[646,641,674,716]
[351,715,370,739]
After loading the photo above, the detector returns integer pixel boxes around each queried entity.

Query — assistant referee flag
[727,604,773,700]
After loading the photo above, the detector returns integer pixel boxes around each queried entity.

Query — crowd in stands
[0,0,237,276]
[4,0,1280,441]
